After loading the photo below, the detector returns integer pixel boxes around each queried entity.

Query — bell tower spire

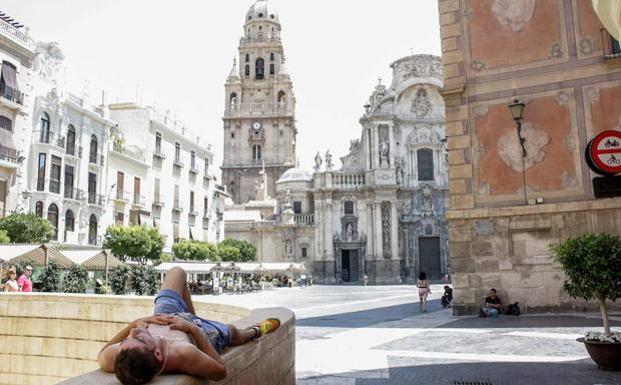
[221,1,297,204]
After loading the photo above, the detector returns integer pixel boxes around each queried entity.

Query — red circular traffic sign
[588,130,621,175]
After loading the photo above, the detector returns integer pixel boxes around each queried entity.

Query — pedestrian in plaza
[441,285,453,308]
[17,265,33,293]
[479,288,503,318]
[3,269,19,292]
[417,272,431,312]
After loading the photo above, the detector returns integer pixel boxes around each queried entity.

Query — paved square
[198,285,621,385]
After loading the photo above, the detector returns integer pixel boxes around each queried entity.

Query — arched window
[66,124,76,155]
[417,148,434,181]
[344,201,354,215]
[270,64,275,75]
[0,116,12,131]
[229,93,238,105]
[65,210,74,232]
[47,203,59,240]
[89,134,98,164]
[89,214,98,245]
[191,151,196,169]
[255,58,265,80]
[270,52,275,61]
[35,201,43,217]
[252,145,262,161]
[277,91,286,103]
[245,54,250,62]
[40,112,50,143]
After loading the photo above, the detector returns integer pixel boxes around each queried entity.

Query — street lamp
[508,99,527,157]
[508,99,528,204]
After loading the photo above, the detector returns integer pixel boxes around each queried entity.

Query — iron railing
[49,179,60,194]
[0,144,19,163]
[88,192,104,205]
[0,83,23,105]
[64,187,84,200]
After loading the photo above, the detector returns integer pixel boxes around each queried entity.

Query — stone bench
[0,293,295,385]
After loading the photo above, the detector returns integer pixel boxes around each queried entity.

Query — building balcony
[88,192,104,206]
[0,144,21,169]
[49,179,60,194]
[172,210,181,223]
[189,165,199,175]
[0,18,36,52]
[172,204,183,212]
[89,154,105,167]
[63,187,84,201]
[224,102,290,118]
[33,131,65,149]
[115,190,130,203]
[332,172,366,189]
[152,199,165,208]
[294,214,315,226]
[153,150,166,160]
[132,194,146,208]
[188,213,197,226]
[0,83,23,107]
[202,217,210,229]
[65,145,82,159]
[173,159,184,168]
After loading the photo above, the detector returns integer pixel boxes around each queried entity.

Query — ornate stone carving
[491,0,536,32]
[381,202,391,258]
[313,151,323,172]
[412,88,432,118]
[478,181,491,195]
[33,41,65,82]
[550,43,563,59]
[497,122,550,172]
[555,92,571,106]
[420,185,434,215]
[398,56,443,81]
[580,38,594,55]
[379,140,390,168]
[340,140,363,171]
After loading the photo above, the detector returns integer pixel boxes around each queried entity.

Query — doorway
[341,249,360,283]
[419,237,441,280]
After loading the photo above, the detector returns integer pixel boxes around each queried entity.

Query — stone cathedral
[223,1,449,285]
[221,0,296,204]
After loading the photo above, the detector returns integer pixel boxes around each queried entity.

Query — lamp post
[508,99,528,204]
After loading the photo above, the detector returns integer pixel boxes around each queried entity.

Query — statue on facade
[412,88,432,118]
[395,156,405,185]
[313,151,323,172]
[346,223,353,242]
[34,41,65,83]
[325,150,333,170]
[379,141,390,168]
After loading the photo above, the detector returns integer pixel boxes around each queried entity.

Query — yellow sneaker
[254,318,280,338]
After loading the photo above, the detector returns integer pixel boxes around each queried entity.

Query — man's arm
[168,317,225,367]
[17,276,24,291]
[176,345,227,381]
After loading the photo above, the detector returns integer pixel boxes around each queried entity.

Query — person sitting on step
[97,267,280,385]
[479,288,503,318]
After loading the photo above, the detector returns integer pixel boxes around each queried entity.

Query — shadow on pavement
[438,315,621,329]
[297,299,443,328]
[300,359,621,385]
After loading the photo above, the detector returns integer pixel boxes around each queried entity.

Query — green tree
[173,240,219,261]
[62,264,89,293]
[219,238,256,262]
[40,261,62,292]
[0,213,54,244]
[109,265,131,295]
[0,230,10,244]
[131,265,159,295]
[551,233,621,336]
[217,244,242,262]
[103,225,164,264]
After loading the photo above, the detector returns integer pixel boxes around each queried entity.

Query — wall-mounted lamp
[508,99,527,157]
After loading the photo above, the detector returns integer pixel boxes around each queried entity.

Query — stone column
[403,228,410,268]
[367,202,374,259]
[371,126,379,169]
[374,202,382,258]
[390,202,399,260]
[388,122,395,169]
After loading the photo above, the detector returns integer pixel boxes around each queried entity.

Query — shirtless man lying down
[97,267,280,385]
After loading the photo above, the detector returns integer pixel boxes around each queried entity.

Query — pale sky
[4,0,441,176]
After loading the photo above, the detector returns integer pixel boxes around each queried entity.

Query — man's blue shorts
[153,289,231,353]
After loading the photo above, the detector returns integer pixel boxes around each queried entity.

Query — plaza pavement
[196,285,621,385]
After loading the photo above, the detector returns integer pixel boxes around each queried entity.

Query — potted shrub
[552,233,621,371]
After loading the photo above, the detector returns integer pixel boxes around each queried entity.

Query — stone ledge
[57,307,295,385]
[446,197,621,220]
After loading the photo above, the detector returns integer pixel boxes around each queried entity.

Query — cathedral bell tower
[221,0,297,204]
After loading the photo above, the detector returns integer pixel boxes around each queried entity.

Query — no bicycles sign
[586,130,621,176]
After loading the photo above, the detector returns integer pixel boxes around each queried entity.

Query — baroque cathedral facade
[222,1,449,284]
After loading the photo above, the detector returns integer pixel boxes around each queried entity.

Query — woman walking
[417,272,431,312]
[3,269,19,292]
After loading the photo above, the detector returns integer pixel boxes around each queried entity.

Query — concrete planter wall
[0,293,295,385]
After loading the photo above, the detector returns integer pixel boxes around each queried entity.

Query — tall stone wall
[438,0,621,314]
